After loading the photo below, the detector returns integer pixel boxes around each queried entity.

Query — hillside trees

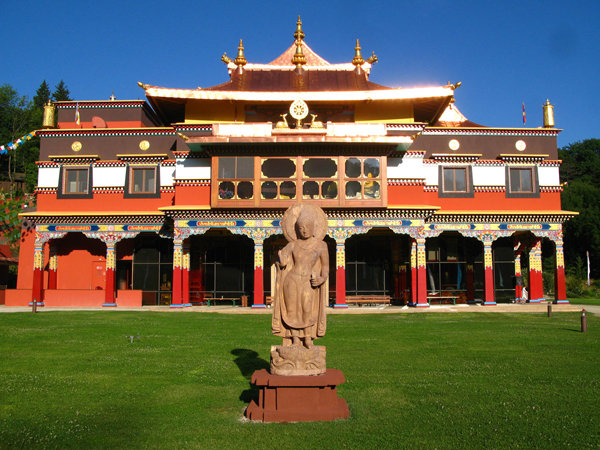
[559,139,600,279]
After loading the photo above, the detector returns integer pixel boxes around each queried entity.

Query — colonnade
[30,225,569,307]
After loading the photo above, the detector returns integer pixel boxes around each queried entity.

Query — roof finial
[294,15,305,41]
[292,38,307,74]
[352,39,365,69]
[234,39,247,74]
[109,91,116,101]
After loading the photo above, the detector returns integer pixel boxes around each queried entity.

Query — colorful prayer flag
[522,103,526,124]
[75,102,81,126]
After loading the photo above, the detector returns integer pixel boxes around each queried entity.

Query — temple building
[7,18,575,308]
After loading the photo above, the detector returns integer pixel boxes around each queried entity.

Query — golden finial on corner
[177,132,190,142]
[352,39,365,67]
[234,39,247,68]
[366,51,378,64]
[543,99,555,128]
[137,81,149,90]
[221,52,232,64]
[447,81,462,90]
[294,15,305,41]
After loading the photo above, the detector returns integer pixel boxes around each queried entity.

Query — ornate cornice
[423,128,561,137]
[38,128,176,138]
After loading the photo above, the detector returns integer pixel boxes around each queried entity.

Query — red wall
[37,192,175,212]
[56,234,106,290]
[388,186,562,211]
[174,185,211,206]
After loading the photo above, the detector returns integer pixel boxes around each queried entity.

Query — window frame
[211,155,387,208]
[505,165,539,198]
[124,164,161,198]
[438,165,474,198]
[57,165,93,199]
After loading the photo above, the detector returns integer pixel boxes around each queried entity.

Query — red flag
[522,103,526,124]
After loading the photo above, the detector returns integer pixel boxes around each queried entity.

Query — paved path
[0,302,589,314]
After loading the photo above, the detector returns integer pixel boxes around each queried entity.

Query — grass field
[1,311,599,449]
[568,297,600,307]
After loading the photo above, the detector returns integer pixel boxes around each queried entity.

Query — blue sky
[2,0,598,147]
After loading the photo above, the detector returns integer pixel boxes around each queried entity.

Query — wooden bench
[427,295,458,305]
[345,295,391,307]
[206,297,239,306]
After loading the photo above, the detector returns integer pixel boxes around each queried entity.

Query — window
[344,158,381,200]
[439,166,473,198]
[65,169,89,194]
[132,168,156,193]
[58,165,92,199]
[125,165,160,198]
[216,157,255,201]
[212,156,385,207]
[506,166,539,198]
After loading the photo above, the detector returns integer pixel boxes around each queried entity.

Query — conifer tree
[52,80,72,102]
[33,80,51,109]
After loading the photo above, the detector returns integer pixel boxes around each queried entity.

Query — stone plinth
[245,369,349,423]
[270,344,326,376]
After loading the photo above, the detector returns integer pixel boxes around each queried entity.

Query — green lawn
[568,297,600,306]
[1,311,599,449]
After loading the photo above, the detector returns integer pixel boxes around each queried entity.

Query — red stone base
[245,369,349,423]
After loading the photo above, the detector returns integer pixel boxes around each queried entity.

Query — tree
[559,139,600,279]
[0,84,40,195]
[33,80,51,109]
[52,79,72,102]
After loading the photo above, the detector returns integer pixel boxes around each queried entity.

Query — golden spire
[292,39,307,73]
[352,39,365,67]
[234,40,247,67]
[294,16,305,41]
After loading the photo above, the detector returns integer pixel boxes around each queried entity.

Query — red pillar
[171,238,184,308]
[252,241,265,308]
[335,240,347,308]
[48,245,57,290]
[466,264,475,303]
[554,239,568,303]
[103,242,117,306]
[529,239,544,302]
[392,238,400,301]
[32,241,44,307]
[483,241,496,305]
[415,238,429,307]
[183,241,191,307]
[410,239,417,306]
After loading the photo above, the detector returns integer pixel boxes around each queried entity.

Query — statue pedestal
[245,369,349,423]
[270,344,326,375]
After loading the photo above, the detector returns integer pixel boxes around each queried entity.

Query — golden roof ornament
[137,82,149,90]
[352,39,365,67]
[366,51,378,65]
[42,101,55,129]
[292,39,307,73]
[221,52,232,64]
[543,99,555,128]
[234,39,247,74]
[294,16,305,41]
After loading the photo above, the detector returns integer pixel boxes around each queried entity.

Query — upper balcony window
[438,166,473,198]
[212,156,386,207]
[58,165,93,199]
[125,164,160,198]
[506,166,539,198]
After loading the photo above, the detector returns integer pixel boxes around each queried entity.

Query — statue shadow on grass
[231,348,270,403]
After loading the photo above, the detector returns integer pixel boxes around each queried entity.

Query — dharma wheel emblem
[290,99,309,128]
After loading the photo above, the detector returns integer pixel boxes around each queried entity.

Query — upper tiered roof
[140,17,457,126]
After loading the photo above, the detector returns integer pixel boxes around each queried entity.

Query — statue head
[296,212,315,240]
